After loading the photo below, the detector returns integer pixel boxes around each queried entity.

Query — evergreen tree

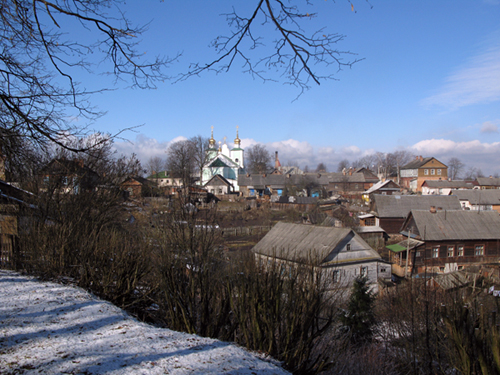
[341,276,376,344]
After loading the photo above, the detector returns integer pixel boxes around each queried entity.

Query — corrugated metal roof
[476,177,500,186]
[401,157,435,169]
[374,195,461,218]
[410,209,500,241]
[423,180,474,189]
[252,222,381,266]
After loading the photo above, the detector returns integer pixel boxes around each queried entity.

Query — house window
[334,185,339,189]
[218,188,223,194]
[416,251,421,257]
[333,270,340,283]
[380,268,387,273]
[437,169,442,175]
[346,244,351,251]
[432,246,439,258]
[424,169,429,175]
[439,267,445,272]
[475,245,484,256]
[360,266,368,277]
[365,217,375,226]
[447,246,454,257]
[431,169,435,175]
[458,246,464,256]
[354,184,359,190]
[166,180,169,184]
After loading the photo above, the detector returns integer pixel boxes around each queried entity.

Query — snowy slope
[0,270,289,374]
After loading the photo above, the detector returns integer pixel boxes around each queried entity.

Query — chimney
[275,151,281,168]
[342,168,346,176]
[420,155,423,162]
[430,206,436,213]
[349,167,353,176]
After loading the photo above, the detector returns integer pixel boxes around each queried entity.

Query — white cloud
[480,121,499,133]
[410,138,500,175]
[421,33,500,110]
[113,134,186,162]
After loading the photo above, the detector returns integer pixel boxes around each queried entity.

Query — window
[431,169,435,175]
[360,267,368,277]
[475,245,484,256]
[432,246,439,258]
[333,270,340,283]
[424,169,429,175]
[447,246,454,257]
[437,169,442,175]
[218,188,223,194]
[458,246,464,256]
[346,244,351,251]
[458,266,464,270]
[380,268,387,273]
[416,251,421,257]
[439,267,445,272]
[354,184,359,190]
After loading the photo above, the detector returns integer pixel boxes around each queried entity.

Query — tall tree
[316,163,328,173]
[0,0,171,159]
[165,140,196,187]
[146,157,165,177]
[337,159,350,173]
[189,136,211,181]
[447,157,465,180]
[246,144,272,174]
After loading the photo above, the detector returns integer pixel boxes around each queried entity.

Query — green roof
[147,171,170,179]
[209,158,230,168]
[386,244,407,253]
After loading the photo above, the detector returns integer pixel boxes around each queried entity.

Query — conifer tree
[341,276,376,344]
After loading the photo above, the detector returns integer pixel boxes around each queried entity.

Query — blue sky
[75,1,500,175]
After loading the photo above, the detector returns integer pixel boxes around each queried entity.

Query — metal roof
[476,177,500,186]
[422,180,474,189]
[373,194,461,218]
[252,222,381,266]
[409,209,500,241]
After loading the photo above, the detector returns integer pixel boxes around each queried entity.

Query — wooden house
[400,156,448,192]
[39,158,99,194]
[120,176,158,198]
[252,222,391,289]
[421,179,475,195]
[361,179,400,205]
[371,194,462,234]
[475,176,500,190]
[397,209,500,275]
[451,189,500,212]
[204,174,235,195]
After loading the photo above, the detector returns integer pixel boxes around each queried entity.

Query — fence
[222,225,272,237]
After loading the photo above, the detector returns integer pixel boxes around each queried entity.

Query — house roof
[204,174,233,187]
[40,158,98,178]
[326,172,377,183]
[252,222,381,266]
[363,179,400,194]
[386,238,424,253]
[147,171,178,179]
[373,194,461,218]
[406,209,500,241]
[451,189,500,205]
[428,271,471,290]
[238,173,327,188]
[476,177,500,186]
[422,180,474,189]
[206,154,239,169]
[401,157,439,170]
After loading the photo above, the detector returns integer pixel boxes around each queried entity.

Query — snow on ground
[0,270,289,374]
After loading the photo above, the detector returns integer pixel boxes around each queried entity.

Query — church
[201,127,245,194]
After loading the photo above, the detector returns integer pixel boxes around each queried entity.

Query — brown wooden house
[400,156,448,192]
[396,209,500,276]
[371,194,462,234]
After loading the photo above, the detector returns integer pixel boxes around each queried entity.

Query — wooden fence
[222,225,273,237]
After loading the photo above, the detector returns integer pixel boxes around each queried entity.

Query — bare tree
[447,157,465,180]
[146,157,165,177]
[390,150,414,183]
[337,159,350,173]
[166,140,196,187]
[316,163,327,173]
[354,154,377,170]
[189,136,211,180]
[463,166,484,180]
[246,144,272,174]
[0,1,172,160]
[178,1,363,96]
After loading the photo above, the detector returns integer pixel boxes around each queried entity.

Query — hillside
[0,270,289,375]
